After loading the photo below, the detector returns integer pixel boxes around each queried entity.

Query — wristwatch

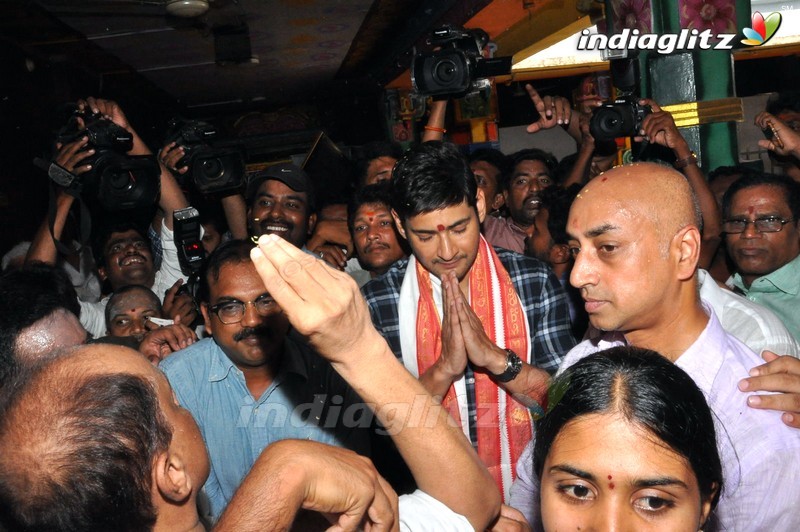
[673,151,697,169]
[493,349,523,383]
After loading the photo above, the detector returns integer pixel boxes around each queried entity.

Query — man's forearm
[335,334,500,531]
[26,192,74,266]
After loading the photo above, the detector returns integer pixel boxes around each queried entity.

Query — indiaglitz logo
[741,11,782,46]
[576,11,783,54]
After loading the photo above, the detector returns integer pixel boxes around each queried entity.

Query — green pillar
[607,0,752,170]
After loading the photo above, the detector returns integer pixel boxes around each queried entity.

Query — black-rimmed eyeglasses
[208,295,277,324]
[721,216,794,234]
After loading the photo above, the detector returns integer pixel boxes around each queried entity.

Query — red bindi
[601,177,608,182]
[607,475,612,480]
[368,217,374,222]
[365,210,376,217]
[748,206,755,215]
[437,224,445,232]
[608,482,615,489]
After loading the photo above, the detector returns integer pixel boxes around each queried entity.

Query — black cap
[246,163,316,209]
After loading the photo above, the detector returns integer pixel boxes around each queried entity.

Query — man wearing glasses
[722,172,800,341]
[159,239,369,522]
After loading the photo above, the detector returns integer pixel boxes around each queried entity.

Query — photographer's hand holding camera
[159,141,189,175]
[636,99,721,269]
[27,97,196,338]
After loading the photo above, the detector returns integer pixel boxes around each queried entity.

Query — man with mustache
[483,149,558,254]
[246,163,316,250]
[159,239,368,521]
[348,182,408,280]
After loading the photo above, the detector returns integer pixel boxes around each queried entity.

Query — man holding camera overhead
[26,97,196,339]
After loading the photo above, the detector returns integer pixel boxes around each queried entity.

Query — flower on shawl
[681,0,736,34]
[610,0,653,33]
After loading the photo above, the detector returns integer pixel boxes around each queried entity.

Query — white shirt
[399,490,473,531]
[79,224,187,338]
[698,269,799,357]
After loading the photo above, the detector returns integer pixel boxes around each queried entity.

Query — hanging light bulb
[166,0,210,18]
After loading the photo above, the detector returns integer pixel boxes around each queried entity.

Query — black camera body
[173,206,206,276]
[411,25,511,98]
[165,118,245,195]
[589,96,652,141]
[56,112,160,212]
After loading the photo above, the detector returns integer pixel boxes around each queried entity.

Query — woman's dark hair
[391,141,477,223]
[534,347,723,511]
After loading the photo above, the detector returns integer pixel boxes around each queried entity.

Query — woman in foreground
[534,347,722,531]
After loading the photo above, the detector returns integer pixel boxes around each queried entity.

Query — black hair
[766,91,800,115]
[721,172,800,220]
[347,181,395,232]
[468,148,511,181]
[707,164,761,185]
[355,141,404,186]
[391,141,477,223]
[534,346,723,512]
[539,184,582,245]
[91,220,150,269]
[197,239,255,303]
[0,364,172,531]
[504,148,558,190]
[105,285,163,331]
[0,264,81,385]
[199,205,230,236]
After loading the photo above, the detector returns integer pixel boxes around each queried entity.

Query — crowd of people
[1,84,800,531]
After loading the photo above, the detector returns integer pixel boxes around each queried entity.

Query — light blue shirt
[161,336,370,520]
[731,253,800,342]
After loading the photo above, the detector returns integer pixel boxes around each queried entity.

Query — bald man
[0,330,498,530]
[509,163,800,531]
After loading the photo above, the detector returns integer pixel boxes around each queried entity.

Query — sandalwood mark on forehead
[437,224,445,232]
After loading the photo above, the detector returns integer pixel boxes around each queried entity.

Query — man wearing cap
[246,163,317,250]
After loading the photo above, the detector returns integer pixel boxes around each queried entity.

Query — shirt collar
[732,253,800,296]
[207,335,308,383]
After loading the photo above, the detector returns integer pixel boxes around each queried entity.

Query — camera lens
[434,59,459,85]
[107,170,134,194]
[200,157,224,181]
[590,104,635,141]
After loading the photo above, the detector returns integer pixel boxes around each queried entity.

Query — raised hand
[525,84,572,134]
[755,112,800,158]
[54,136,94,176]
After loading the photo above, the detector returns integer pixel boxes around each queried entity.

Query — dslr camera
[56,110,160,211]
[589,96,652,141]
[589,55,652,141]
[412,25,511,98]
[165,118,245,195]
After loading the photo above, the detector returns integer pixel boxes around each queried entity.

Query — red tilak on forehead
[365,211,376,217]
[437,224,445,232]
[748,206,755,215]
